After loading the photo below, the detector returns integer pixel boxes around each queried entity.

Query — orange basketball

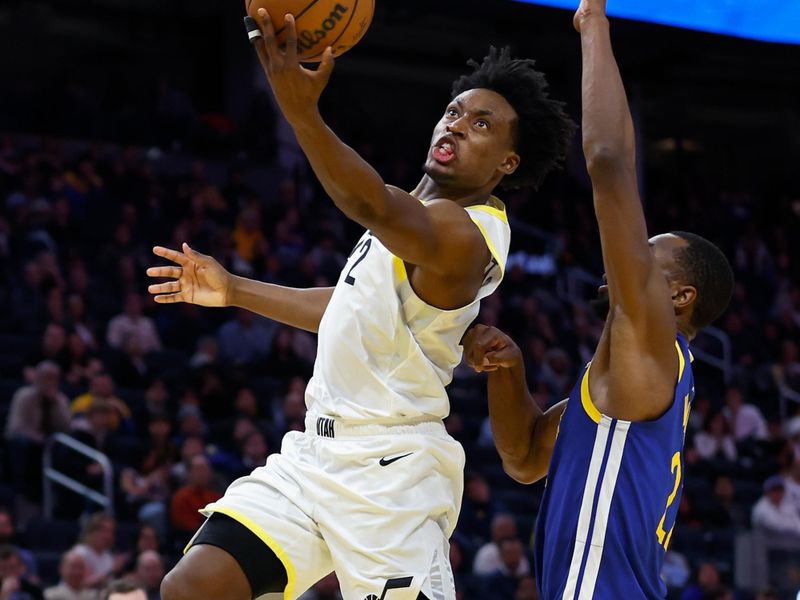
[245,0,374,63]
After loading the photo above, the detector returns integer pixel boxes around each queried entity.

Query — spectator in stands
[216,309,275,367]
[73,514,129,589]
[473,514,530,577]
[229,430,269,480]
[138,380,169,424]
[772,340,800,394]
[6,361,71,443]
[188,337,218,369]
[26,324,69,372]
[5,361,71,498]
[169,455,221,544]
[71,372,133,434]
[751,475,800,538]
[0,545,44,600]
[478,538,528,600]
[43,550,96,600]
[101,580,145,600]
[109,333,152,390]
[231,207,267,265]
[66,294,97,350]
[754,590,779,600]
[0,510,36,581]
[704,476,747,529]
[272,385,307,437]
[784,459,800,514]
[63,333,100,388]
[134,528,159,558]
[679,562,723,600]
[169,436,205,487]
[723,387,768,442]
[118,466,170,543]
[106,294,161,355]
[691,412,738,464]
[70,399,119,458]
[132,552,163,600]
[459,472,505,550]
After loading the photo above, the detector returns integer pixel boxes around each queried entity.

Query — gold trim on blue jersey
[676,341,686,381]
[580,363,603,424]
[581,341,690,426]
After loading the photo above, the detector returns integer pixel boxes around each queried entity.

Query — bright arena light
[514,0,800,44]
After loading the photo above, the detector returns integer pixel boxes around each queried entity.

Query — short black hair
[451,46,576,190]
[671,232,734,330]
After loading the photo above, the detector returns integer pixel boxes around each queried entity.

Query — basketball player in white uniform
[149,11,574,600]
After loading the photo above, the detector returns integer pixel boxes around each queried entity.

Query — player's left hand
[462,324,523,373]
[247,10,334,123]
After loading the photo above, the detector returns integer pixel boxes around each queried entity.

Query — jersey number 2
[656,451,682,550]
[345,238,372,286]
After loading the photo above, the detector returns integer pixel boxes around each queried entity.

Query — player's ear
[671,284,696,311]
[500,152,520,175]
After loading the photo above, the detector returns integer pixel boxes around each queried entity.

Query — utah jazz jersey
[535,335,695,600]
[306,197,510,424]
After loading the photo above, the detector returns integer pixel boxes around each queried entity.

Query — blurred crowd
[0,127,798,600]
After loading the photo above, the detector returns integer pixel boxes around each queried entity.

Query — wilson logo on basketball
[297,3,349,50]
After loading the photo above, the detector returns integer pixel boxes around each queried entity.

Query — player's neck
[412,176,494,208]
[676,319,696,342]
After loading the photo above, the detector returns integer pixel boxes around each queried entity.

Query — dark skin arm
[146,244,333,334]
[249,12,488,309]
[576,0,678,420]
[463,325,566,484]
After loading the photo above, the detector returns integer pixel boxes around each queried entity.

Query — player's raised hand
[574,0,608,32]
[246,10,334,123]
[147,244,232,307]
[462,325,523,373]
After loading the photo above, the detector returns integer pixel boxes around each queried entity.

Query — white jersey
[305,197,510,424]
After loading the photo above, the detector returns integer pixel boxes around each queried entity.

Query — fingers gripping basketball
[246,0,375,62]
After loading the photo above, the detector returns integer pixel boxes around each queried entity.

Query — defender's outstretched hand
[574,0,608,32]
[247,10,335,123]
[463,325,523,373]
[147,244,232,307]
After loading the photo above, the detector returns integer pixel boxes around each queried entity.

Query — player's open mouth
[432,142,456,164]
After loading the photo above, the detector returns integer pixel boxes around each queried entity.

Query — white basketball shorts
[187,413,465,600]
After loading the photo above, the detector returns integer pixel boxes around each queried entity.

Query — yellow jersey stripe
[470,217,506,274]
[676,341,685,382]
[392,255,408,282]
[189,504,297,600]
[467,202,509,225]
[580,363,603,424]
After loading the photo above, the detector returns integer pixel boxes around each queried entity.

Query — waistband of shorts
[304,412,447,439]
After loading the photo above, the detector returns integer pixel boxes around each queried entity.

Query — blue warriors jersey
[535,335,695,600]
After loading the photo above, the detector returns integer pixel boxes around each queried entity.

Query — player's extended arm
[463,325,566,484]
[247,12,486,275]
[147,244,333,334]
[577,5,676,357]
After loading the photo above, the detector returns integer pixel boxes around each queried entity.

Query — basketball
[245,0,374,62]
